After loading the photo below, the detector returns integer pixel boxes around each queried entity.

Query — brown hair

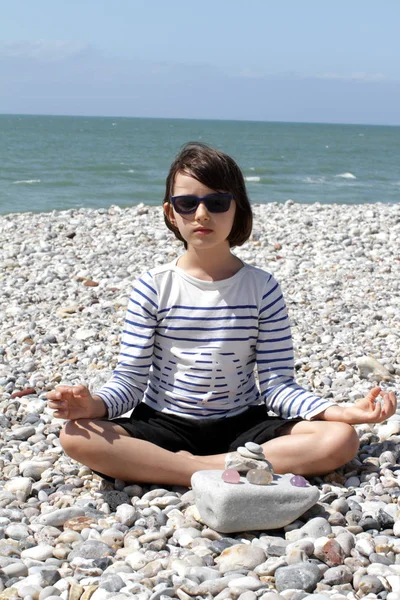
[163,142,253,248]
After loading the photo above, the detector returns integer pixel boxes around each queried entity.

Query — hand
[322,386,397,424]
[346,387,397,424]
[46,384,107,420]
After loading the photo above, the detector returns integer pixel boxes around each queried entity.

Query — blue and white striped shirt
[97,260,334,420]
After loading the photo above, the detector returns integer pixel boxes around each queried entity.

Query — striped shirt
[97,259,334,420]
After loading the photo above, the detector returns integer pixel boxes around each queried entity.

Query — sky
[1,0,399,125]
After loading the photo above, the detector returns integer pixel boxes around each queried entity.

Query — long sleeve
[96,272,158,419]
[257,275,335,420]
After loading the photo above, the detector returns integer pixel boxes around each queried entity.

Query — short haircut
[163,142,253,248]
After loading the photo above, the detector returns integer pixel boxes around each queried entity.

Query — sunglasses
[170,193,233,215]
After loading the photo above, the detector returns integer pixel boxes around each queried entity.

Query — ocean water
[0,115,399,215]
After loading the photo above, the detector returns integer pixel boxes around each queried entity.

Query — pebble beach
[0,201,399,600]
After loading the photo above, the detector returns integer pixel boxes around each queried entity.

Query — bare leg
[180,421,360,476]
[60,419,208,487]
[60,419,359,486]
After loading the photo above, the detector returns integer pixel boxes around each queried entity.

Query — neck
[177,246,243,281]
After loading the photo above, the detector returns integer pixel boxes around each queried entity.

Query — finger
[46,390,62,400]
[374,391,395,421]
[47,386,74,401]
[52,409,69,419]
[54,385,74,394]
[381,392,396,418]
[48,400,67,410]
[365,400,382,421]
[366,387,381,403]
[72,384,89,398]
[387,390,397,408]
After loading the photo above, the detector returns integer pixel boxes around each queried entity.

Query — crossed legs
[60,418,359,487]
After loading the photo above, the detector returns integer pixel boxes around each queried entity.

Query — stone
[63,516,98,531]
[214,544,266,573]
[378,421,400,441]
[100,490,130,511]
[245,442,264,454]
[39,587,61,600]
[274,563,322,593]
[10,388,36,399]
[148,589,175,600]
[7,425,36,440]
[23,464,52,480]
[68,540,115,561]
[236,592,257,600]
[65,584,83,600]
[322,565,353,585]
[75,329,97,340]
[313,537,345,566]
[99,574,125,592]
[225,452,270,474]
[228,576,264,591]
[191,471,320,533]
[37,507,86,527]
[286,517,332,541]
[222,469,241,483]
[246,469,273,485]
[1,562,29,578]
[357,356,394,381]
[115,503,137,526]
[4,477,32,496]
[21,544,54,561]
[358,574,385,595]
[290,475,309,487]
[237,446,265,460]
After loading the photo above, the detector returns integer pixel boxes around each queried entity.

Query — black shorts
[111,402,301,455]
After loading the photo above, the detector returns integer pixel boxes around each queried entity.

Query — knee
[324,422,359,465]
[59,419,91,460]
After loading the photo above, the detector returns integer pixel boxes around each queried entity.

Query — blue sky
[1,0,399,124]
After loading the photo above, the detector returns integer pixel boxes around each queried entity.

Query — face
[164,171,236,251]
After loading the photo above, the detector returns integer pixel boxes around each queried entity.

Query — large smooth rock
[191,471,319,533]
[274,563,322,592]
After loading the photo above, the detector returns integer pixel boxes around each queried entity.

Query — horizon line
[1,111,399,128]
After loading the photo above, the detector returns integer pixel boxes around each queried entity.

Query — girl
[47,142,396,486]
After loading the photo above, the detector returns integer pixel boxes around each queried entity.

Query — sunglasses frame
[170,193,233,215]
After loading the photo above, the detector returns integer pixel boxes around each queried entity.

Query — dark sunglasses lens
[174,196,198,213]
[206,194,231,212]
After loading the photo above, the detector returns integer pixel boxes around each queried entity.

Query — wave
[13,179,41,184]
[303,176,327,184]
[245,176,261,182]
[127,169,135,173]
[335,172,357,180]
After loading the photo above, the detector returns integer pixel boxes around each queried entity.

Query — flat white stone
[21,544,54,561]
[191,471,319,533]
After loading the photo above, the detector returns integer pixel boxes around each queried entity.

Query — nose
[194,201,210,221]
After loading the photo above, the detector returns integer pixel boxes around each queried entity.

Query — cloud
[0,40,93,62]
[0,41,399,124]
[314,71,388,83]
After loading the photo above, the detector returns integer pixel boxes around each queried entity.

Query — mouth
[194,228,213,235]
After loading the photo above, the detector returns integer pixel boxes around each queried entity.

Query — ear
[163,202,176,226]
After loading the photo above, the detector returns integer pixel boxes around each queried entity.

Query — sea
[1,114,399,215]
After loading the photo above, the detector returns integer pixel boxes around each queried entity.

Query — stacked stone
[224,442,275,485]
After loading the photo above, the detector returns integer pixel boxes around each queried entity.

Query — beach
[0,201,399,599]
